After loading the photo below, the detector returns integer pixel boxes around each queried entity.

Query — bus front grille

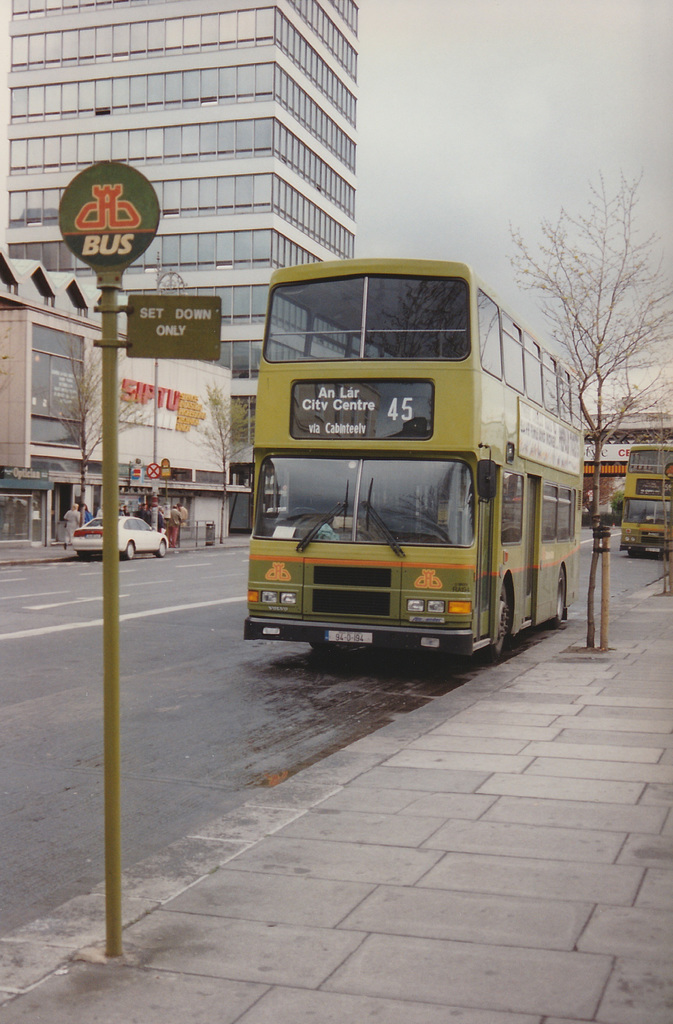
[312,589,390,616]
[313,566,392,587]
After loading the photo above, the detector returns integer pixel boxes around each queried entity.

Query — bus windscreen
[265,275,469,361]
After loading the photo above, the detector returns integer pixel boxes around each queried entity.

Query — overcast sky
[354,0,673,339]
[0,0,670,349]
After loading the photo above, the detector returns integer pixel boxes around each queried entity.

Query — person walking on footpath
[63,504,81,548]
[168,505,181,548]
[80,503,92,525]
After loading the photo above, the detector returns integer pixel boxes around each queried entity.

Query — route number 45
[387,397,413,422]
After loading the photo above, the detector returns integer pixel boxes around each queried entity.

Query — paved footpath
[0,569,671,1023]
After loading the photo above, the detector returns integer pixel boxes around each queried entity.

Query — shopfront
[0,466,52,545]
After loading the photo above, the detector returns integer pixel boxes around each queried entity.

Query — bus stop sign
[59,162,159,272]
[126,294,222,360]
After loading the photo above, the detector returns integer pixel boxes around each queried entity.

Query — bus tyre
[551,569,566,629]
[488,583,512,663]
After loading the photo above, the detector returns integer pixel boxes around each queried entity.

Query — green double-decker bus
[620,445,673,557]
[245,259,583,660]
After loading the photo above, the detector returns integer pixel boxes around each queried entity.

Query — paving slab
[578,905,673,960]
[337,883,593,949]
[164,869,375,927]
[0,963,267,1023]
[552,714,673,734]
[577,696,673,709]
[526,757,673,783]
[430,720,563,741]
[482,795,668,833]
[0,939,74,995]
[521,740,664,763]
[617,833,673,868]
[383,750,535,773]
[323,932,611,1018]
[125,910,364,988]
[235,987,541,1024]
[222,835,444,884]
[276,807,445,846]
[407,733,530,754]
[557,728,673,748]
[422,818,625,862]
[419,852,644,905]
[348,765,491,792]
[400,791,498,819]
[469,774,643,806]
[595,957,673,1024]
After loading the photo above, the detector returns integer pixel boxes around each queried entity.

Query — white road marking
[124,580,175,587]
[0,595,246,640]
[0,590,70,601]
[25,594,129,610]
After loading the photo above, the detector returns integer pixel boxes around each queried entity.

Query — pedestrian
[168,504,181,548]
[139,502,152,525]
[157,506,165,533]
[63,504,81,548]
[80,503,92,525]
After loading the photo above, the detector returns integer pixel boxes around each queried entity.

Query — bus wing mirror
[477,459,497,500]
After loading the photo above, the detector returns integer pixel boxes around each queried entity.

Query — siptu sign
[59,161,159,274]
[126,294,221,360]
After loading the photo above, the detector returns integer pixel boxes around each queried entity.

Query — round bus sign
[59,162,159,272]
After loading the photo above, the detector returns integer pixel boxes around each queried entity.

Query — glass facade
[7,1,358,384]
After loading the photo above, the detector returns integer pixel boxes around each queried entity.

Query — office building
[6,0,357,391]
[4,0,358,534]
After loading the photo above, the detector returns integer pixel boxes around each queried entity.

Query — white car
[72,516,168,560]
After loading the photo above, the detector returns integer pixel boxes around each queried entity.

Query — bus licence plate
[326,630,373,644]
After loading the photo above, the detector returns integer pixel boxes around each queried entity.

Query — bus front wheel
[488,583,512,663]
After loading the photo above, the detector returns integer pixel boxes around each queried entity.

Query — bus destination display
[291,380,433,440]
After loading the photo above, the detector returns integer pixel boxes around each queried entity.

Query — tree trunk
[586,453,602,649]
[219,486,228,544]
[586,547,598,648]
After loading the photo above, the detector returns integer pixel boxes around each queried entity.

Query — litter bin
[205,521,215,546]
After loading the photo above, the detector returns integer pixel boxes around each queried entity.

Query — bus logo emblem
[414,569,442,589]
[265,562,292,581]
[74,183,142,231]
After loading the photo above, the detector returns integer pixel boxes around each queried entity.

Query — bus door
[475,495,495,641]
[524,476,539,622]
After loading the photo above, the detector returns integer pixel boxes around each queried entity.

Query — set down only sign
[126,294,222,360]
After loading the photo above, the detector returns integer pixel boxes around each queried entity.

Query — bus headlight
[427,600,446,613]
[261,591,277,603]
[407,599,425,612]
[280,592,297,605]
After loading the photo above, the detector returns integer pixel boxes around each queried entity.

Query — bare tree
[511,174,673,645]
[57,336,146,498]
[199,383,253,542]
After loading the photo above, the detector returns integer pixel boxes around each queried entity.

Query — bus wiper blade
[362,500,405,557]
[295,501,345,552]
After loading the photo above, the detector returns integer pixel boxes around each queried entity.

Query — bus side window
[542,482,558,540]
[502,314,524,394]
[523,333,543,405]
[501,471,523,544]
[542,354,558,416]
[478,290,501,379]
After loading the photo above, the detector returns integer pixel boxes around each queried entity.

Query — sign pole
[98,272,124,957]
[59,162,160,959]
